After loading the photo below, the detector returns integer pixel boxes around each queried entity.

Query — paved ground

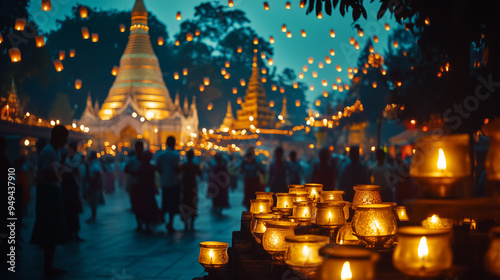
[4,180,245,280]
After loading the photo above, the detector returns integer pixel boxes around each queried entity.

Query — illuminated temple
[79,0,197,150]
[231,55,275,130]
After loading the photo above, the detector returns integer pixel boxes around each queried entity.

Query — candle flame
[259,205,264,213]
[341,261,352,280]
[302,245,309,256]
[311,189,317,197]
[328,211,332,219]
[437,148,446,171]
[209,249,214,259]
[418,236,428,260]
[285,202,289,208]
[430,214,438,223]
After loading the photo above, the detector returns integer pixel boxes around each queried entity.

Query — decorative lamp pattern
[289,185,305,194]
[352,204,397,248]
[421,214,453,229]
[262,221,297,261]
[199,241,229,270]
[352,185,382,208]
[305,183,323,201]
[285,235,329,278]
[251,213,275,243]
[255,192,274,207]
[316,202,346,226]
[249,199,271,215]
[319,245,379,280]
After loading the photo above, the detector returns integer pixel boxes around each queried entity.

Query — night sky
[28,0,400,104]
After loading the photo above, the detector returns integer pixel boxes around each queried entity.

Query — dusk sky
[28,0,400,105]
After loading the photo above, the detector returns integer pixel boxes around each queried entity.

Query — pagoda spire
[220,100,235,131]
[277,96,292,128]
[183,96,189,115]
[174,91,180,107]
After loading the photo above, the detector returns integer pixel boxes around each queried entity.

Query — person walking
[125,141,144,231]
[287,150,302,185]
[240,147,265,209]
[137,151,163,232]
[84,151,103,223]
[156,136,181,233]
[30,125,69,276]
[61,142,84,241]
[208,153,230,215]
[180,150,202,230]
[268,146,288,193]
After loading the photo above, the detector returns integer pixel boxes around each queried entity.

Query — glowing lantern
[332,84,338,90]
[181,68,187,76]
[81,27,89,39]
[261,77,267,83]
[363,68,368,74]
[269,100,275,107]
[373,35,379,43]
[315,100,321,106]
[224,73,230,79]
[303,65,308,72]
[120,24,125,32]
[264,2,269,10]
[293,82,298,89]
[345,84,350,90]
[232,87,237,94]
[348,73,354,79]
[203,77,210,86]
[285,2,291,9]
[298,72,304,79]
[318,62,324,69]
[199,85,205,92]
[372,82,377,88]
[299,0,305,8]
[15,18,26,31]
[301,30,307,37]
[207,103,213,110]
[0,33,3,44]
[69,49,75,57]
[186,32,193,41]
[330,29,335,37]
[425,17,430,25]
[59,50,65,60]
[225,61,230,68]
[176,11,181,20]
[336,65,342,72]
[158,36,164,45]
[237,97,242,104]
[358,29,364,37]
[323,91,328,98]
[240,79,246,86]
[111,66,119,76]
[325,57,331,64]
[312,71,318,78]
[349,37,355,45]
[321,80,328,86]
[262,68,267,74]
[175,40,180,46]
[42,0,51,11]
[281,24,287,32]
[369,46,375,53]
[173,72,179,79]
[268,58,273,65]
[195,29,201,36]
[286,31,292,38]
[336,77,341,83]
[317,12,322,19]
[308,57,314,64]
[354,42,360,49]
[75,79,82,90]
[91,33,98,42]
[352,204,397,248]
[285,235,329,278]
[295,100,301,107]
[253,37,258,45]
[280,87,285,93]
[330,49,335,56]
[393,40,399,48]
[9,48,21,63]
[35,36,45,47]
[53,60,63,72]
[309,85,315,91]
[228,0,234,7]
[261,52,266,59]
[339,85,344,92]
[80,6,88,18]
[381,69,386,75]
[270,36,275,44]
[385,23,390,31]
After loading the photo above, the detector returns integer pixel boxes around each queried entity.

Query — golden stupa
[98,0,174,120]
[232,54,275,130]
[80,0,198,151]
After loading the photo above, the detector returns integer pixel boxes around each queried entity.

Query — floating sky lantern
[336,77,341,83]
[232,87,237,94]
[330,29,335,37]
[119,24,125,32]
[269,100,275,108]
[236,97,242,104]
[354,42,360,49]
[15,18,26,31]
[303,65,308,72]
[186,32,193,41]
[228,0,234,7]
[261,52,266,59]
[298,72,304,79]
[312,71,318,78]
[321,80,328,86]
[203,77,210,86]
[349,37,355,45]
[372,82,377,88]
[336,65,342,72]
[373,35,379,43]
[225,61,230,68]
[299,0,305,8]
[42,0,51,11]
[301,30,306,37]
[111,66,119,76]
[281,24,287,32]
[308,57,313,64]
[393,40,399,48]
[309,85,315,91]
[75,79,82,89]
[358,29,364,37]
[325,56,331,64]
[332,84,338,90]
[330,49,335,56]
[80,6,88,18]
[69,49,75,57]
[318,62,324,69]
[261,68,267,74]
[286,31,292,38]
[206,103,213,110]
[295,100,301,107]
[0,33,3,44]
[59,50,65,60]
[35,36,45,47]
[224,73,230,79]
[385,23,390,31]
[261,77,267,83]
[182,68,188,76]
[285,2,291,9]
[317,12,322,19]
[176,11,181,20]
[253,37,258,45]
[173,72,179,80]
[339,85,344,92]
[268,58,273,65]
[81,27,89,39]
[53,59,63,72]
[264,2,270,10]
[315,100,321,106]
[9,48,21,62]
[91,33,98,42]
[269,36,275,44]
[240,79,246,86]
[293,82,298,88]
[175,40,180,46]
[195,29,201,36]
[157,36,164,45]
[199,85,205,92]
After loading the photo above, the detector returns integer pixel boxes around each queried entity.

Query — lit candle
[260,205,264,213]
[437,148,446,171]
[418,236,428,268]
[209,249,214,265]
[285,202,289,208]
[328,211,332,224]
[302,245,311,264]
[311,189,318,199]
[341,261,352,280]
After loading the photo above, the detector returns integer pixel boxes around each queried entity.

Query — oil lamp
[321,190,344,202]
[305,183,323,201]
[319,245,379,280]
[289,184,305,194]
[351,204,397,248]
[485,226,500,276]
[409,134,470,198]
[199,241,229,278]
[421,214,453,229]
[294,192,309,203]
[249,199,271,215]
[316,202,346,227]
[336,222,360,245]
[262,221,298,262]
[392,226,453,277]
[276,193,295,215]
[396,206,410,222]
[251,213,275,243]
[352,185,382,208]
[293,202,311,219]
[285,235,329,279]
[255,192,274,207]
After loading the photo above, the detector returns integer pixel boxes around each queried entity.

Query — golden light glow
[53,60,63,72]
[75,79,82,89]
[330,49,335,56]
[9,48,21,62]
[341,261,352,280]
[301,30,306,37]
[158,36,164,45]
[437,148,446,171]
[35,36,45,47]
[228,0,234,7]
[176,11,181,20]
[264,2,269,10]
[81,27,89,39]
[69,49,75,57]
[281,24,287,32]
[330,29,335,37]
[91,33,99,42]
[373,35,379,43]
[418,236,428,261]
[120,24,125,32]
[269,36,275,44]
[80,6,88,18]
[385,23,390,31]
[287,31,292,38]
[42,0,51,11]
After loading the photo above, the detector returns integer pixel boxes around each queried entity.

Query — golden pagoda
[232,54,275,130]
[220,101,235,132]
[79,0,197,151]
[276,96,292,128]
